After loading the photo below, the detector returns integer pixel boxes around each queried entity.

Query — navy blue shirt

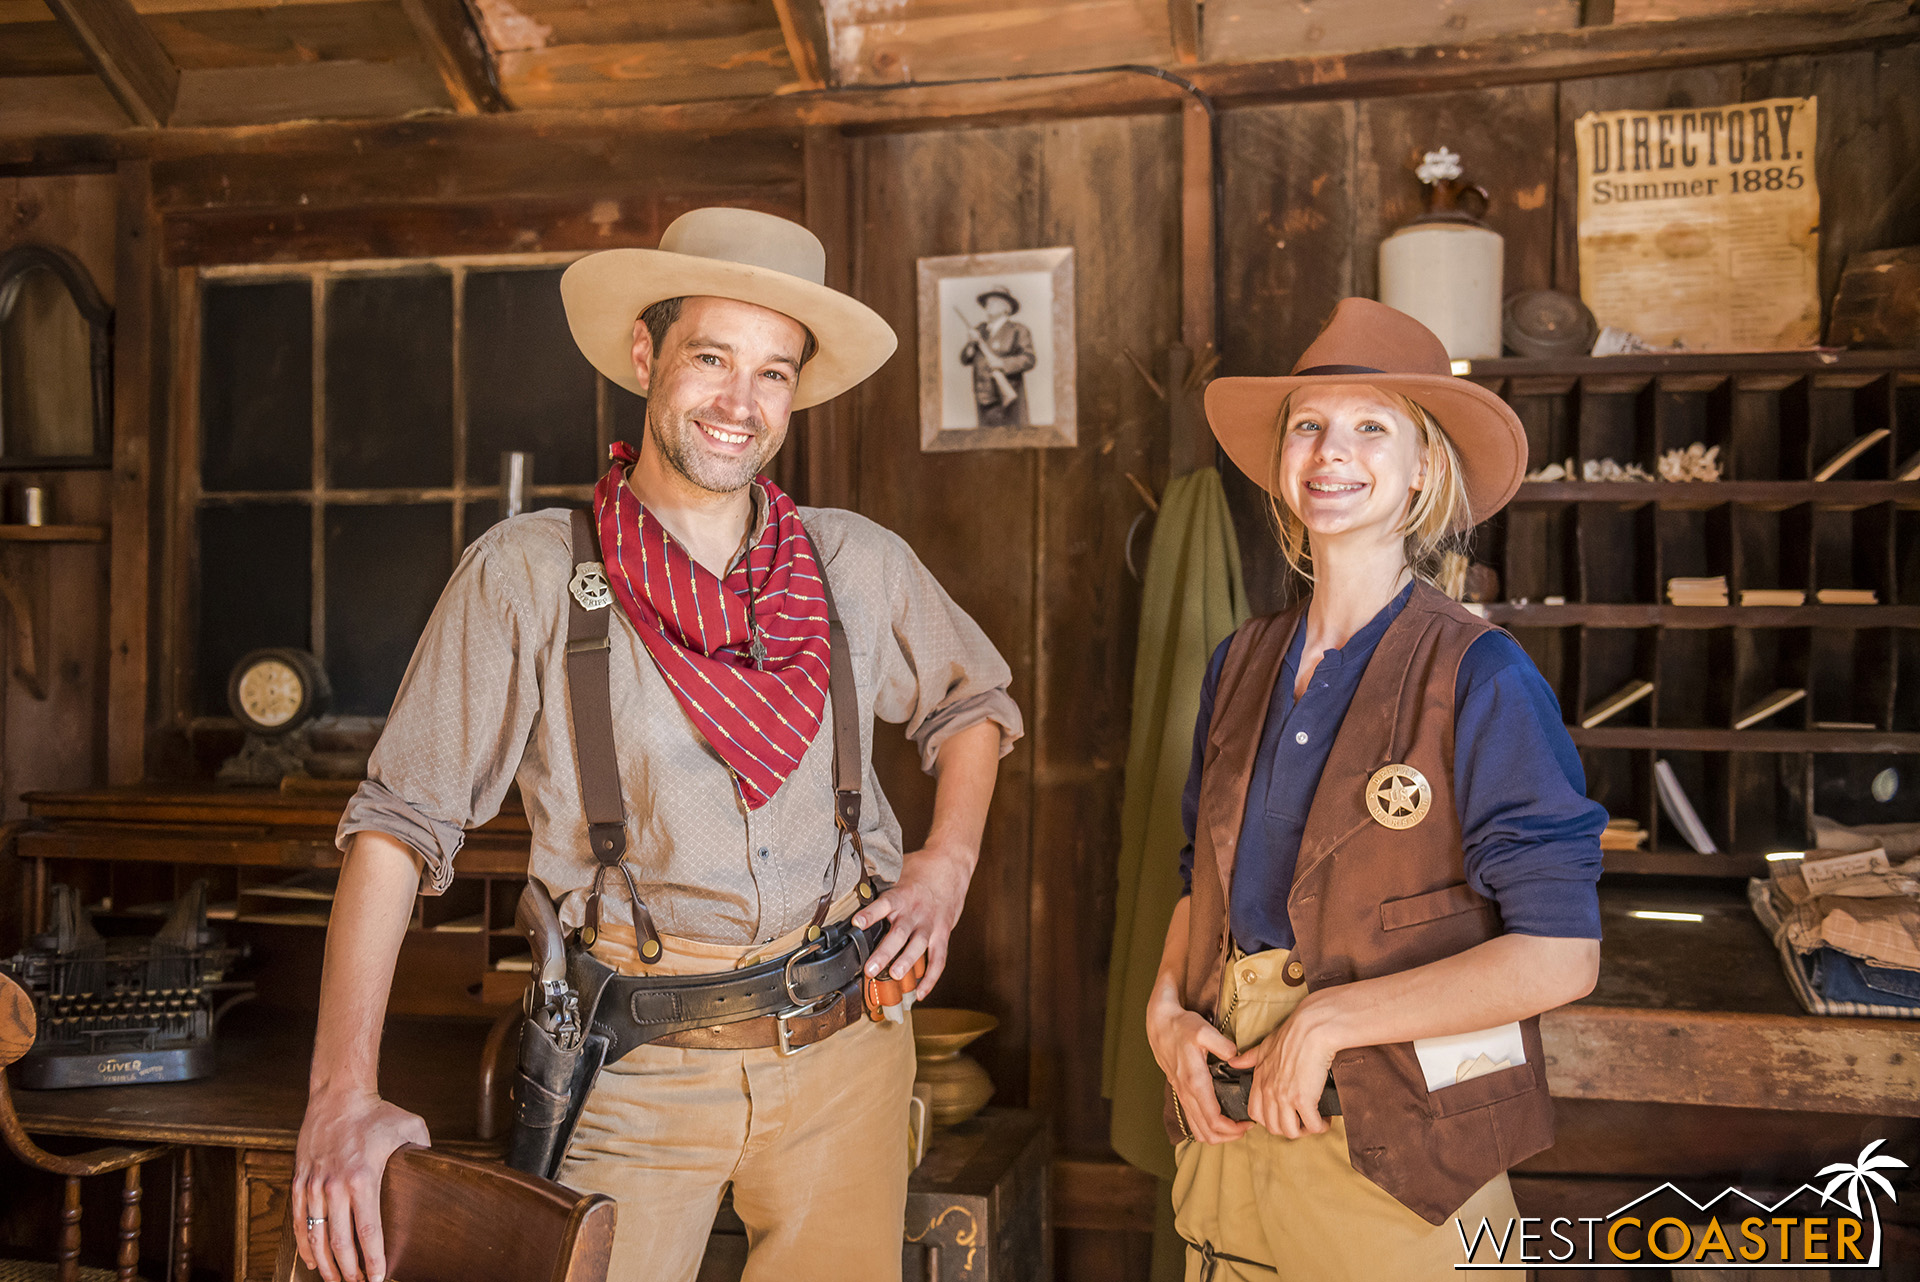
[1178,583,1605,951]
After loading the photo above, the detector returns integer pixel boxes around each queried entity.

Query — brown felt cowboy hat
[561,207,898,412]
[1205,297,1527,527]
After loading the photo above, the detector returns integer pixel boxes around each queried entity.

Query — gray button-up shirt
[337,503,1022,946]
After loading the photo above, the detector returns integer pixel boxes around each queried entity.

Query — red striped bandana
[593,443,831,809]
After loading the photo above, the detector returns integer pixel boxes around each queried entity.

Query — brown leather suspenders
[563,507,876,957]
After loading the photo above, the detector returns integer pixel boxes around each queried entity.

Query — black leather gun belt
[576,915,883,1064]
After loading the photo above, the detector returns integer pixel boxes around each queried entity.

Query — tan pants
[1171,946,1524,1282]
[556,901,916,1282]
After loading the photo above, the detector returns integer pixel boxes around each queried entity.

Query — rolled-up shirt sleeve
[336,525,543,893]
[1454,632,1606,939]
[864,524,1024,772]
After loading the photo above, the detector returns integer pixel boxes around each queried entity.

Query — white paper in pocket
[1412,1022,1527,1092]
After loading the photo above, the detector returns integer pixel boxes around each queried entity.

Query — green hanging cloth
[1103,466,1249,1180]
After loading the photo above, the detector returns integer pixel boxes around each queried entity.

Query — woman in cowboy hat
[1142,298,1604,1279]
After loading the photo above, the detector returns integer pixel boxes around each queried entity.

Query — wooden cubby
[1470,350,1920,878]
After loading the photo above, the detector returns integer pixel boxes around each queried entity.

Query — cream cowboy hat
[1205,297,1526,528]
[560,207,898,412]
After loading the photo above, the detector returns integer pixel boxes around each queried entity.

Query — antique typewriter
[2,880,252,1089]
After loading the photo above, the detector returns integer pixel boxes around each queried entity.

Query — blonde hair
[1265,388,1473,596]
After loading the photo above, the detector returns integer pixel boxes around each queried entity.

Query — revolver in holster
[504,881,606,1180]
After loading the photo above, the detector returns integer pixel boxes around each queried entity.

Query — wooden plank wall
[0,172,118,948]
[838,113,1180,1279]
[1221,41,1920,611]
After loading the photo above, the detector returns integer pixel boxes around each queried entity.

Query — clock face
[236,658,305,729]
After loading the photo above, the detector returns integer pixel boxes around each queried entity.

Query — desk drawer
[238,1149,293,1282]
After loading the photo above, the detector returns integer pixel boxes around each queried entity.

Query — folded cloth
[1813,813,1920,859]
[1749,878,1920,1021]
[1780,891,1920,972]
[1807,946,1920,1008]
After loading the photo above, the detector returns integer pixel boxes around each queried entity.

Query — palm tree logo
[1817,1139,1908,1267]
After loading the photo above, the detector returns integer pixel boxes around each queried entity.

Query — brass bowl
[911,1007,998,1058]
[911,1008,998,1127]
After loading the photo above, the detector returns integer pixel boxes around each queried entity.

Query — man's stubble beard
[646,399,784,497]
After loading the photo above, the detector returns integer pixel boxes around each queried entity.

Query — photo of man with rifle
[290,206,1022,1282]
[957,284,1037,427]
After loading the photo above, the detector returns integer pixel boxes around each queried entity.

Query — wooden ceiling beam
[769,0,833,90]
[398,0,504,113]
[44,0,179,126]
[4,0,1914,163]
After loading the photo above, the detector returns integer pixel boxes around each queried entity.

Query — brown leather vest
[1181,581,1555,1225]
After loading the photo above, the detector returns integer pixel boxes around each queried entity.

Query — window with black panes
[193,260,612,719]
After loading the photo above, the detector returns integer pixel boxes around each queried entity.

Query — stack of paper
[1581,679,1654,728]
[1601,817,1649,850]
[1740,588,1806,607]
[1655,759,1718,854]
[1668,576,1729,606]
[1817,588,1879,605]
[1734,687,1805,730]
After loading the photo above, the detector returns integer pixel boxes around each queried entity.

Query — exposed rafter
[399,0,507,113]
[44,0,180,127]
[769,0,835,90]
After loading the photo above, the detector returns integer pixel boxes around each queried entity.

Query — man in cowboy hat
[292,207,1022,1282]
[958,284,1036,427]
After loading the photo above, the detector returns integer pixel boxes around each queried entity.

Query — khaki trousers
[556,901,916,1282]
[1171,946,1524,1282]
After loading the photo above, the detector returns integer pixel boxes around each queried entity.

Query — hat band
[1292,363,1386,376]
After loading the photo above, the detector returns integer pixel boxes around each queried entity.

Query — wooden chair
[0,971,190,1282]
[272,1145,616,1282]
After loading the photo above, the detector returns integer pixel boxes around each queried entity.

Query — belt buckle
[775,996,829,1056]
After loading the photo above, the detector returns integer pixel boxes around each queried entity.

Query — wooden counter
[1542,881,1920,1118]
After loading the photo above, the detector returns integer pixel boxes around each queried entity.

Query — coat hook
[1124,472,1160,513]
[1123,347,1166,400]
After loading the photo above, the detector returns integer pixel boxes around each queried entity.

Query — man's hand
[1229,991,1338,1140]
[853,840,974,1000]
[292,1089,430,1282]
[855,719,1000,1000]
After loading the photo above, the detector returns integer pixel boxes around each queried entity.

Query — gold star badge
[1365,763,1431,830]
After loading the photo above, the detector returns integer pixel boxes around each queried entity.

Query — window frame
[170,250,616,737]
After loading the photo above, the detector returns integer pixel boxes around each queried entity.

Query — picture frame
[916,247,1075,452]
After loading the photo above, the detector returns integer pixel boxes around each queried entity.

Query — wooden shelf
[1511,481,1920,510]
[1488,604,1918,628]
[1601,851,1778,878]
[1462,349,1920,381]
[1570,726,1920,753]
[0,523,106,543]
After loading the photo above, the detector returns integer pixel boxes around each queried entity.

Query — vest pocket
[1424,1059,1539,1118]
[1379,882,1492,932]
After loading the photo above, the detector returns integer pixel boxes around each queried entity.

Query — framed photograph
[916,248,1075,452]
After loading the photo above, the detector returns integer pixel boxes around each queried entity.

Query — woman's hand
[1146,982,1250,1145]
[1231,991,1340,1140]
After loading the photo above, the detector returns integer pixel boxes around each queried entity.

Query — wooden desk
[1541,881,1920,1118]
[11,1006,1049,1282]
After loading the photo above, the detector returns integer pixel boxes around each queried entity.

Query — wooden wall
[0,172,117,949]
[828,113,1179,1277]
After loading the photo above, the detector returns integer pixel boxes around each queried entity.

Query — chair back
[274,1145,616,1282]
